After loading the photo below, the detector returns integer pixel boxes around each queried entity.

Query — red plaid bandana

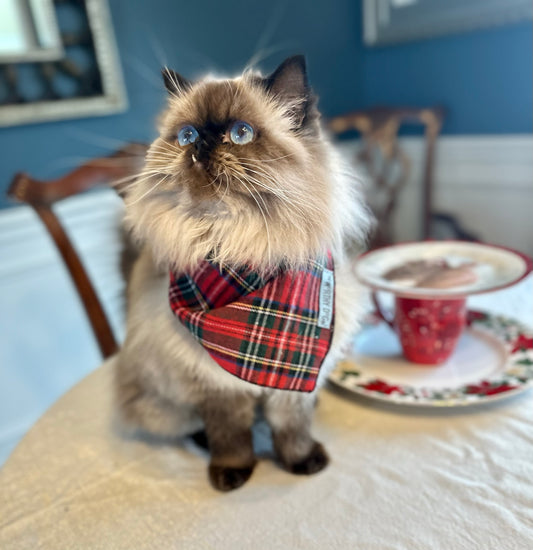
[169,253,335,392]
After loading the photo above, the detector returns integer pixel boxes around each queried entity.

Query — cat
[115,55,373,491]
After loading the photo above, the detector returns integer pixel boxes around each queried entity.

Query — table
[1,276,532,550]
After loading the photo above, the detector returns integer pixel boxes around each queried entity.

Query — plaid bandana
[169,253,335,392]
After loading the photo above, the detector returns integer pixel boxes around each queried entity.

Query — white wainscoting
[0,190,126,465]
[336,134,533,255]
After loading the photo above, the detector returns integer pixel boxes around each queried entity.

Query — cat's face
[125,56,367,271]
[152,76,310,204]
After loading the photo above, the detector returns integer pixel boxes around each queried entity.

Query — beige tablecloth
[1,277,532,550]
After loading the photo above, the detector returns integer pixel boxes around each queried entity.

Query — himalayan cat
[115,55,372,491]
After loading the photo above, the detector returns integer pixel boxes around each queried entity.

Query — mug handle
[371,291,394,329]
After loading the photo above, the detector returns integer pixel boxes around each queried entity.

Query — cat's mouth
[190,155,210,177]
[189,152,209,171]
[186,152,245,194]
[179,150,282,215]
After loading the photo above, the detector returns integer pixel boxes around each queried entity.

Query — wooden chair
[7,143,148,359]
[329,106,477,248]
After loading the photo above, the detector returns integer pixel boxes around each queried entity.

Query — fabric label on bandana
[318,268,334,329]
[168,253,335,392]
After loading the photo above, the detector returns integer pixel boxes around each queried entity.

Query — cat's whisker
[233,171,271,216]
[124,53,165,90]
[150,143,179,153]
[226,163,280,190]
[236,164,316,204]
[199,172,222,190]
[148,149,181,162]
[245,43,294,73]
[146,152,181,165]
[235,177,272,266]
[241,166,325,212]
[147,32,169,69]
[150,141,178,150]
[149,143,181,156]
[127,175,171,206]
[163,66,189,99]
[121,166,169,180]
[229,170,272,251]
[213,167,225,195]
[226,166,298,211]
[239,173,291,202]
[44,155,146,173]
[222,173,231,199]
[147,156,178,167]
[238,153,297,163]
[214,171,231,207]
[152,139,180,149]
[236,164,286,188]
[233,166,310,214]
[116,169,173,194]
[239,175,311,226]
[245,1,289,70]
[111,170,166,190]
[148,159,178,167]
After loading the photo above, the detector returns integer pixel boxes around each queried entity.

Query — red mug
[372,293,467,365]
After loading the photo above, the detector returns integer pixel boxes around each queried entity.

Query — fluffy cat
[115,55,372,491]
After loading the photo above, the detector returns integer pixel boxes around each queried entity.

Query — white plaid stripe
[240,271,280,382]
[224,264,268,293]
[225,303,318,325]
[267,273,305,384]
[287,267,322,390]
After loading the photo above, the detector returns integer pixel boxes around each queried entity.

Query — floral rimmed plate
[328,311,533,407]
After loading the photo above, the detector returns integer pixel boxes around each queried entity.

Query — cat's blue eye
[177,125,199,146]
[229,121,254,145]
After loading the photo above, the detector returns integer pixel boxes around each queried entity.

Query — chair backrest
[7,143,147,359]
[329,106,445,248]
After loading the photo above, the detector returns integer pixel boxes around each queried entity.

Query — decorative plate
[329,311,533,407]
[353,241,533,299]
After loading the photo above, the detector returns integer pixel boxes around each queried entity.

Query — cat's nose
[193,138,211,166]
[194,138,209,155]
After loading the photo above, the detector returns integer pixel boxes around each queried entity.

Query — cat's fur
[115,56,372,491]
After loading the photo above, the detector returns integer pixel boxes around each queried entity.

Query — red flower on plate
[361,380,404,395]
[467,310,488,325]
[511,334,533,353]
[465,381,518,396]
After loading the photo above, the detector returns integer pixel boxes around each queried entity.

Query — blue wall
[0,0,530,208]
[359,21,532,135]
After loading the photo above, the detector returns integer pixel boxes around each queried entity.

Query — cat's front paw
[287,442,329,475]
[208,462,256,492]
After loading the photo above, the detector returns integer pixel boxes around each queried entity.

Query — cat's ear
[264,55,309,127]
[161,67,192,96]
